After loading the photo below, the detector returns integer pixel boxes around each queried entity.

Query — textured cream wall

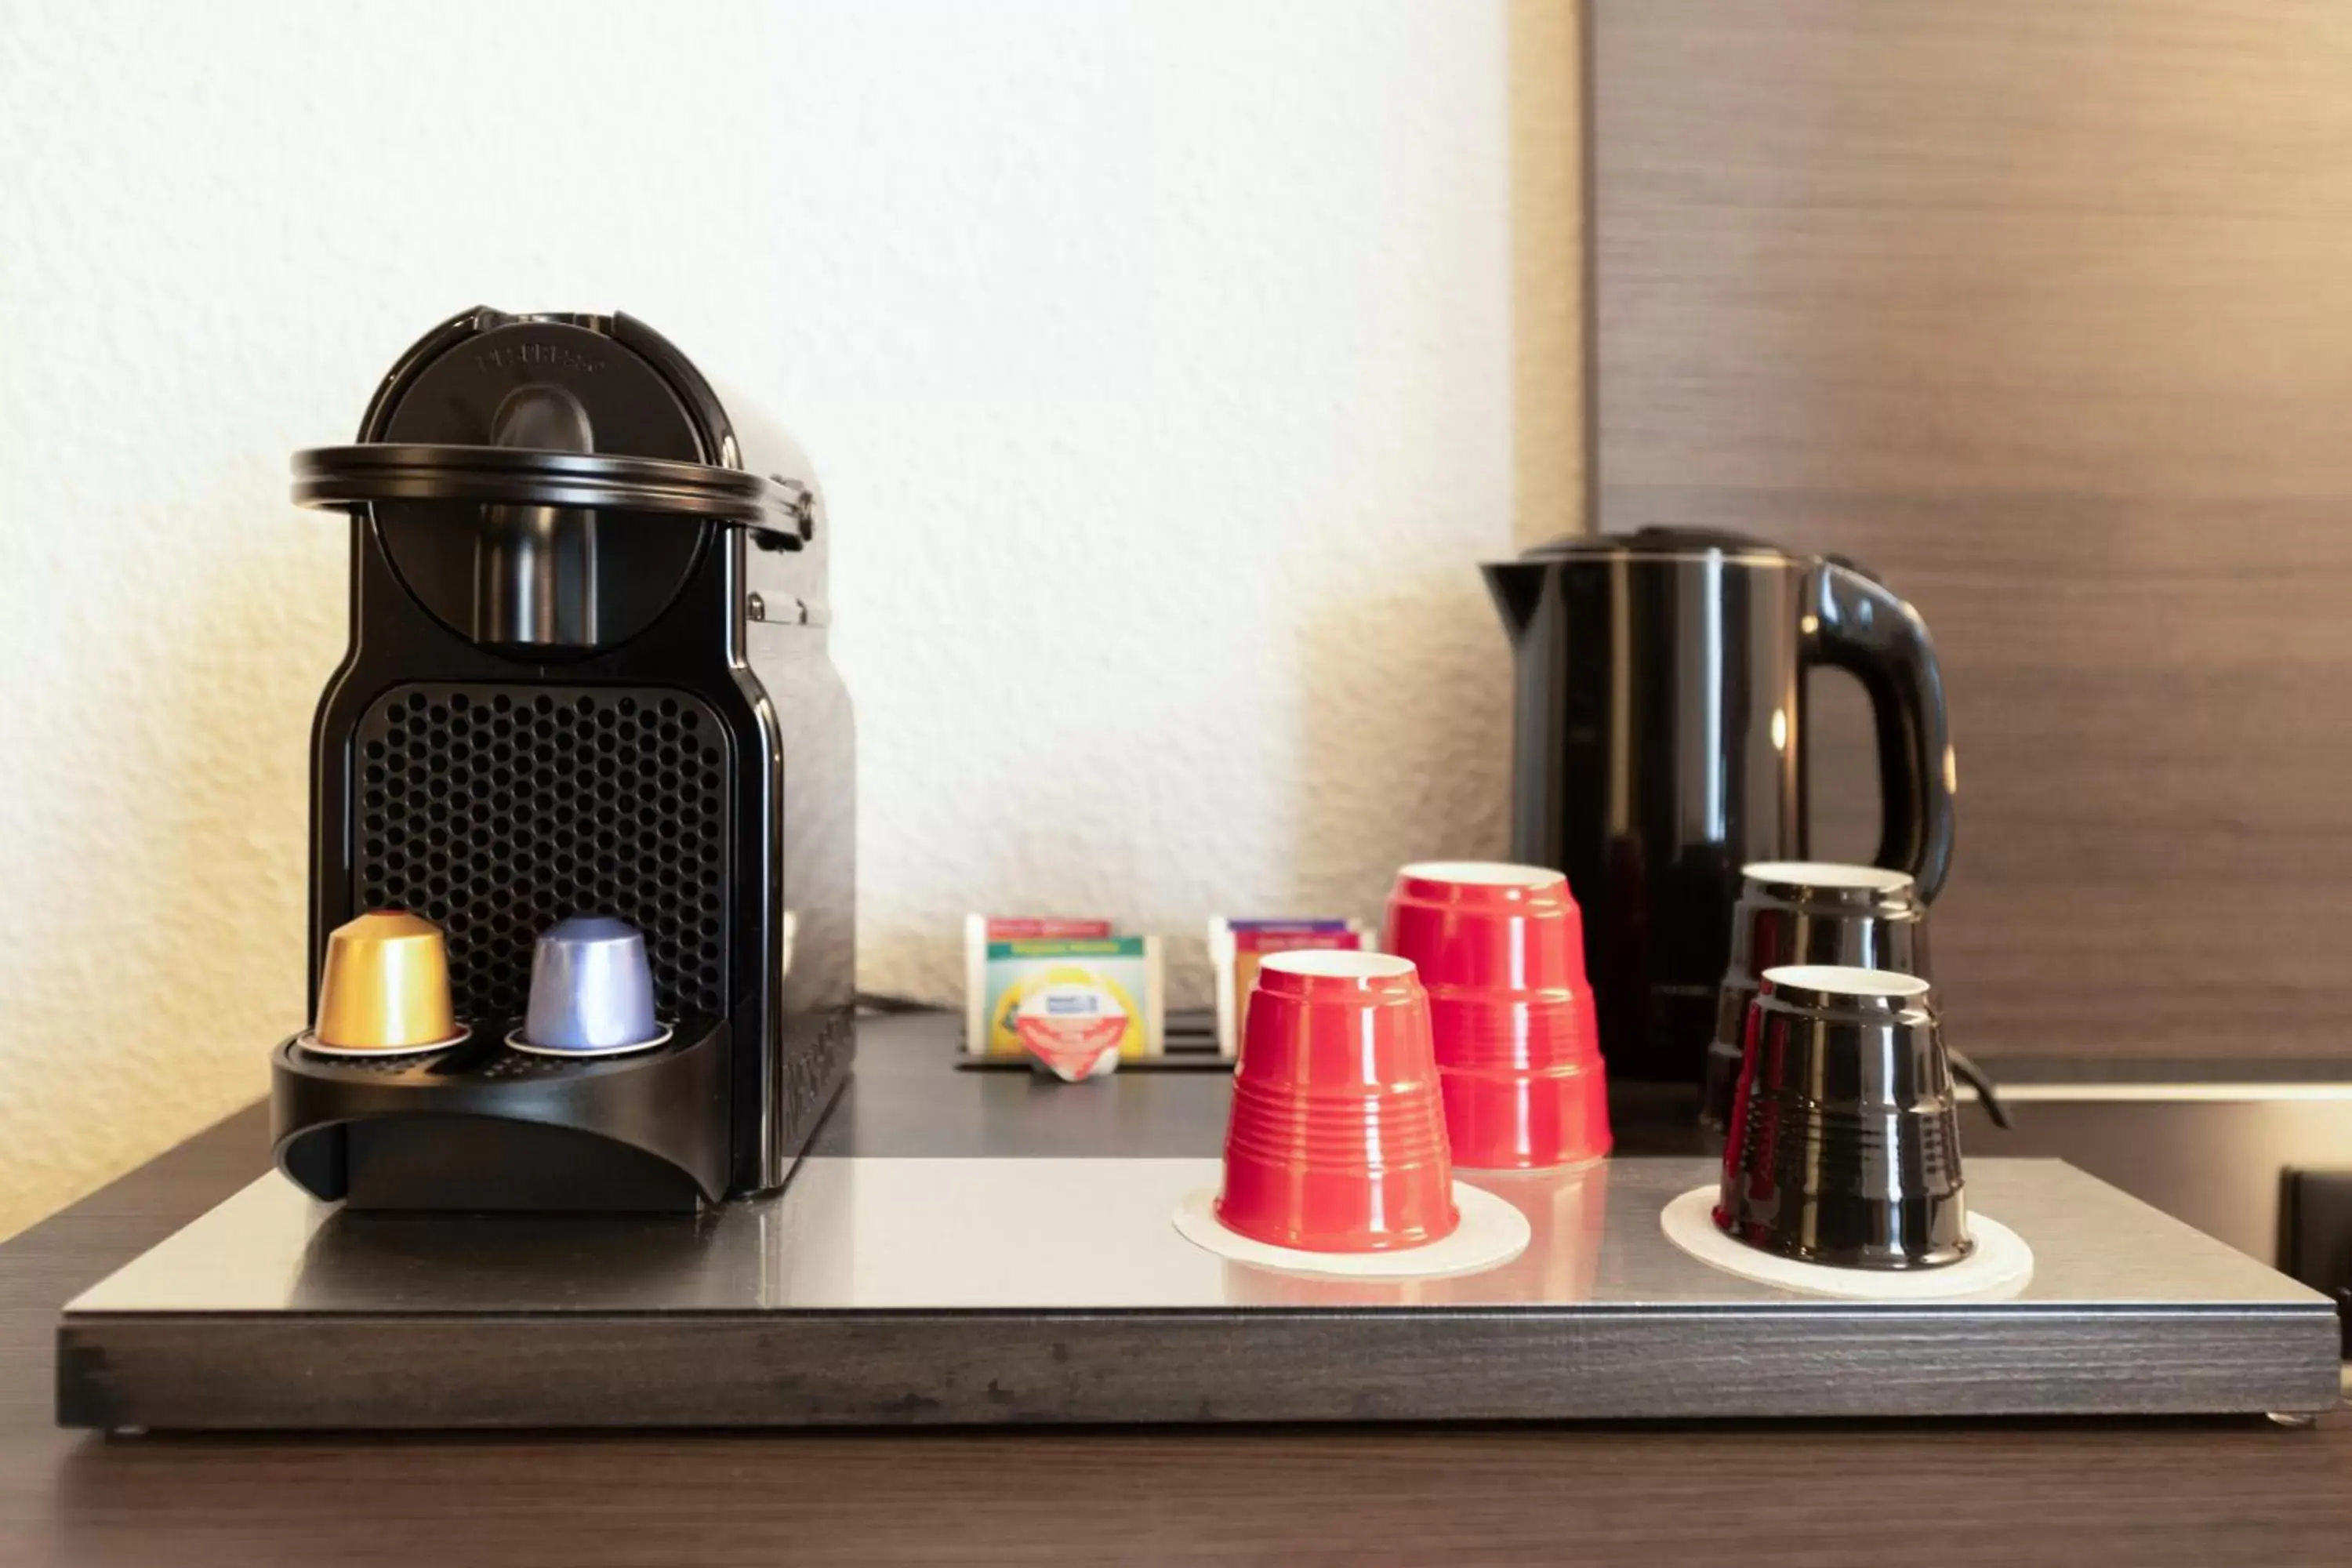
[0,0,1583,1239]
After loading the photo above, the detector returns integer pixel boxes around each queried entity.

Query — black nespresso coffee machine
[270,307,855,1213]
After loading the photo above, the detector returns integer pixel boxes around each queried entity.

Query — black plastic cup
[1701,862,1926,1131]
[1715,964,1973,1269]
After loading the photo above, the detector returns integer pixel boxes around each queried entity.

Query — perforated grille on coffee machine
[352,683,733,1025]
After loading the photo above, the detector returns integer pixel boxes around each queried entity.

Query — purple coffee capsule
[507,916,672,1057]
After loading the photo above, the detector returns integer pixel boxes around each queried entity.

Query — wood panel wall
[1592,1,2352,1059]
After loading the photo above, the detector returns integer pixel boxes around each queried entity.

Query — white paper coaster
[1660,1185,2034,1301]
[1173,1181,1532,1279]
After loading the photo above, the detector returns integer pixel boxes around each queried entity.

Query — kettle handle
[1801,557,1956,901]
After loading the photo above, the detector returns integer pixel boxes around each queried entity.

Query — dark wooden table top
[5,1102,2348,1566]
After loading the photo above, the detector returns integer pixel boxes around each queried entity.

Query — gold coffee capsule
[305,910,470,1054]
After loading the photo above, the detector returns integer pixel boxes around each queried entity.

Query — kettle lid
[1516,525,1797,564]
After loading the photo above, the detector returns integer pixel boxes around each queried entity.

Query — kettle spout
[1482,561,1544,641]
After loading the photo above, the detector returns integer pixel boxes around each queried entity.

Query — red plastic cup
[1214,949,1460,1253]
[1385,862,1612,1171]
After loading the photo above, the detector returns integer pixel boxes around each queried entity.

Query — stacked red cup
[1385,862,1612,1171]
[1215,949,1460,1253]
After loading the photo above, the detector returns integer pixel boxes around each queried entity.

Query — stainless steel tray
[56,1018,2341,1430]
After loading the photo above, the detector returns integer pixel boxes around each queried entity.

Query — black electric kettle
[1483,527,1955,1083]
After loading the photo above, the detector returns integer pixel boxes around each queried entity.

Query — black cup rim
[1714,1207,1980,1271]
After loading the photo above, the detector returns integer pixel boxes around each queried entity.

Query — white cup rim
[1398,860,1566,889]
[1261,949,1417,981]
[1762,964,1932,999]
[1743,861,1915,893]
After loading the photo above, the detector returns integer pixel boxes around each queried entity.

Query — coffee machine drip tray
[57,1021,2338,1432]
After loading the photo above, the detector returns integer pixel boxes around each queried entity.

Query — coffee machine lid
[1516,525,1799,565]
[358,312,721,462]
[292,308,816,655]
